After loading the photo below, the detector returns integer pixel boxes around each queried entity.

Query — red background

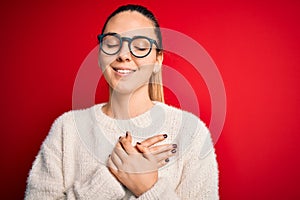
[1,0,300,199]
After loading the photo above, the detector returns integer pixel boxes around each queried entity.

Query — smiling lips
[112,67,137,75]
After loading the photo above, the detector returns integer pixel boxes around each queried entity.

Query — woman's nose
[116,41,132,62]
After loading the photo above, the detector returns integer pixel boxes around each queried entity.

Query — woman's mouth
[112,67,137,75]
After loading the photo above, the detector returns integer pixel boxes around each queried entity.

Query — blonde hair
[148,70,164,103]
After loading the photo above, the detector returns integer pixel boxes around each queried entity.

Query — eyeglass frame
[97,32,160,58]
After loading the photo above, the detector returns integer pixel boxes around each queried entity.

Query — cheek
[98,54,106,71]
[135,53,157,70]
[98,53,116,70]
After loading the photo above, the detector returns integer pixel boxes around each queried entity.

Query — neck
[103,85,154,119]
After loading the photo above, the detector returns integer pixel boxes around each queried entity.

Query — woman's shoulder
[50,104,103,128]
[159,102,210,136]
[157,102,208,128]
[43,104,102,143]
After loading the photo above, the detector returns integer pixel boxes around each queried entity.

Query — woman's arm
[25,114,125,200]
[175,142,219,199]
[129,121,219,200]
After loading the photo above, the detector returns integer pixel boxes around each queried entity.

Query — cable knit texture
[25,102,219,199]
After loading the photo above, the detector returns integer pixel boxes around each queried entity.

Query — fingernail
[163,134,168,138]
[126,131,128,137]
[136,142,141,145]
[165,158,169,162]
[172,144,177,148]
[171,149,176,153]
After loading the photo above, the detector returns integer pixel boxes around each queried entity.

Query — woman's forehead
[104,11,157,38]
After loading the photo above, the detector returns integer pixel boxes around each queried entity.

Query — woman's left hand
[107,132,174,197]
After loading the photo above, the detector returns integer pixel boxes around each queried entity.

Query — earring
[153,62,161,74]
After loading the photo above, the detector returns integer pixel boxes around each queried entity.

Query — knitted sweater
[25,102,219,199]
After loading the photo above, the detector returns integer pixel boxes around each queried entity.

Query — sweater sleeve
[128,177,180,200]
[25,114,126,200]
[175,122,219,200]
[129,121,219,200]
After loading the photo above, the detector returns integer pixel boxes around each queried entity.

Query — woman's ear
[153,51,163,73]
[153,62,160,73]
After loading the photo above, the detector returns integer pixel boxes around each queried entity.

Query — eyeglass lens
[101,35,152,57]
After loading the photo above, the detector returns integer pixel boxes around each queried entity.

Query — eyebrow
[102,32,118,36]
[103,32,154,38]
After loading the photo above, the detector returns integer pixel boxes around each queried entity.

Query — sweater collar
[93,102,167,138]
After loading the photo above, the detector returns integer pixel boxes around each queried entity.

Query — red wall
[1,0,300,199]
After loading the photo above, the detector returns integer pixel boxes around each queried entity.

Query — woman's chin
[109,83,135,94]
[110,82,148,96]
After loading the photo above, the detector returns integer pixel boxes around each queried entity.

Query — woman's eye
[133,46,148,51]
[106,44,119,48]
[132,39,150,51]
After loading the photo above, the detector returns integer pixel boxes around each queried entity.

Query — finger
[113,144,128,163]
[140,134,168,148]
[110,150,122,167]
[136,142,155,161]
[157,157,171,168]
[107,156,118,172]
[119,135,138,155]
[125,131,132,143]
[155,148,177,163]
[149,144,177,155]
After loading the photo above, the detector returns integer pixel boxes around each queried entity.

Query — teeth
[117,69,134,74]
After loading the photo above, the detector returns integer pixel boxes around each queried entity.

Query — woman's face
[99,11,163,94]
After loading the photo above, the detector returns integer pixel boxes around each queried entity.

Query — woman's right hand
[107,132,177,196]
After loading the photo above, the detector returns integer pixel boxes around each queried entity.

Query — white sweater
[25,102,219,199]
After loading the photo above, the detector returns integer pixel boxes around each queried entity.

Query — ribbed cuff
[134,177,179,200]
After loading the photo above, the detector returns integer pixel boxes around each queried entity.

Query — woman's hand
[107,132,177,197]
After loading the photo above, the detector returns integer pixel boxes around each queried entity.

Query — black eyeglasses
[97,33,159,58]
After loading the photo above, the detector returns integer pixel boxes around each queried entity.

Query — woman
[25,4,219,199]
